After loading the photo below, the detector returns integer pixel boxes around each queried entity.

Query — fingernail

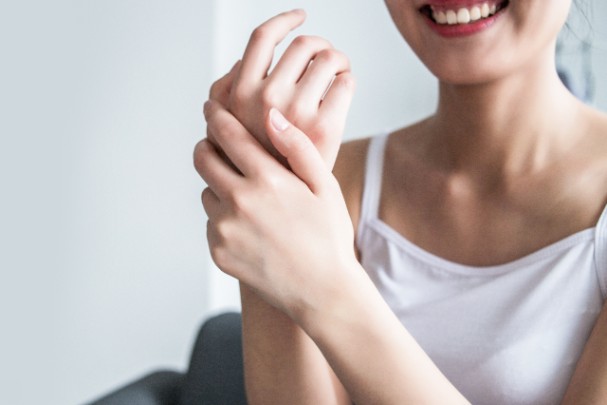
[270,108,290,132]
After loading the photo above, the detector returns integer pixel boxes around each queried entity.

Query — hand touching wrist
[196,101,358,321]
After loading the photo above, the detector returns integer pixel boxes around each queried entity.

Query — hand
[208,9,355,169]
[194,100,358,320]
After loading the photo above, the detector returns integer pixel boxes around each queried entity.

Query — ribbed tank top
[356,133,607,405]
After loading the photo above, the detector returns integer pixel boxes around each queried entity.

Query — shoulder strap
[595,201,607,299]
[356,133,389,247]
[596,202,607,299]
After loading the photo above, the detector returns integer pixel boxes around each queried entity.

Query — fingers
[238,9,307,83]
[296,49,351,109]
[204,100,280,178]
[319,71,356,128]
[193,138,243,200]
[207,60,241,149]
[266,108,329,194]
[209,60,242,105]
[201,187,220,219]
[268,35,333,85]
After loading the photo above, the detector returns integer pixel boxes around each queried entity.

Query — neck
[427,49,584,181]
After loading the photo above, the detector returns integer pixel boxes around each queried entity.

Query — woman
[194,1,607,403]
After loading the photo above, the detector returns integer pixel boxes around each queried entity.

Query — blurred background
[0,1,605,404]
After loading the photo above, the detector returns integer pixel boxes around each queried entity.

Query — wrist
[292,258,378,339]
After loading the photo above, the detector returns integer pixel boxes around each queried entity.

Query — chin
[410,41,514,86]
[430,65,511,86]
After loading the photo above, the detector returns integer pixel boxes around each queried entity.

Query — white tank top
[356,134,607,405]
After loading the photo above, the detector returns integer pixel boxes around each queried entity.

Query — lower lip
[423,11,504,38]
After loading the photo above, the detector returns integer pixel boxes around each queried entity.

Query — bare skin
[195,1,607,403]
[204,10,354,405]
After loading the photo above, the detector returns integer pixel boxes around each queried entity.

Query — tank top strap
[595,201,607,299]
[356,133,389,247]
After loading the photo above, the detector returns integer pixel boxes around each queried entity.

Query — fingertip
[288,8,307,25]
[269,107,291,133]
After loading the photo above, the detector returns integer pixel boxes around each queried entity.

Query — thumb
[266,107,329,193]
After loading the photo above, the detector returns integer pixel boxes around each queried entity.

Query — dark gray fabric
[180,312,247,405]
[88,370,184,405]
[87,312,247,405]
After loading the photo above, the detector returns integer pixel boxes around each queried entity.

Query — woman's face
[384,0,573,84]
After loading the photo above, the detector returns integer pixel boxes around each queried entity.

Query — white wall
[0,1,605,405]
[1,1,216,404]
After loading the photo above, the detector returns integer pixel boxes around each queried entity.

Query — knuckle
[210,244,229,269]
[201,187,213,205]
[260,85,280,108]
[259,172,284,193]
[209,80,221,99]
[316,49,347,67]
[250,26,270,43]
[215,219,231,241]
[285,103,303,119]
[208,224,227,265]
[316,48,338,63]
[193,140,209,170]
[292,35,314,48]
[338,72,356,89]
[230,87,246,109]
[208,118,238,144]
[293,35,332,50]
[227,188,251,215]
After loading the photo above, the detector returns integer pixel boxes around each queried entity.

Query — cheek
[384,0,425,47]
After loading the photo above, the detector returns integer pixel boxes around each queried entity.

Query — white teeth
[470,6,481,21]
[457,8,471,24]
[436,10,448,24]
[431,2,502,26]
[481,3,490,17]
[446,10,457,24]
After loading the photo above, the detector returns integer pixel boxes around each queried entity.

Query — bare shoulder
[581,105,607,173]
[585,105,607,145]
[333,137,371,236]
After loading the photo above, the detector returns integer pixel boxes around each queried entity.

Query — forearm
[561,302,607,405]
[240,283,350,405]
[298,264,470,405]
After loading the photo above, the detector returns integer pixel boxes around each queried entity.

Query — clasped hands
[193,10,358,323]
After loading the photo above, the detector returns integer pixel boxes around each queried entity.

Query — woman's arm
[196,102,470,404]
[300,262,469,405]
[205,10,355,403]
[240,284,350,404]
[561,301,607,404]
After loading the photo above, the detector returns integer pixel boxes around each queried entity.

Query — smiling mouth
[420,0,509,25]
